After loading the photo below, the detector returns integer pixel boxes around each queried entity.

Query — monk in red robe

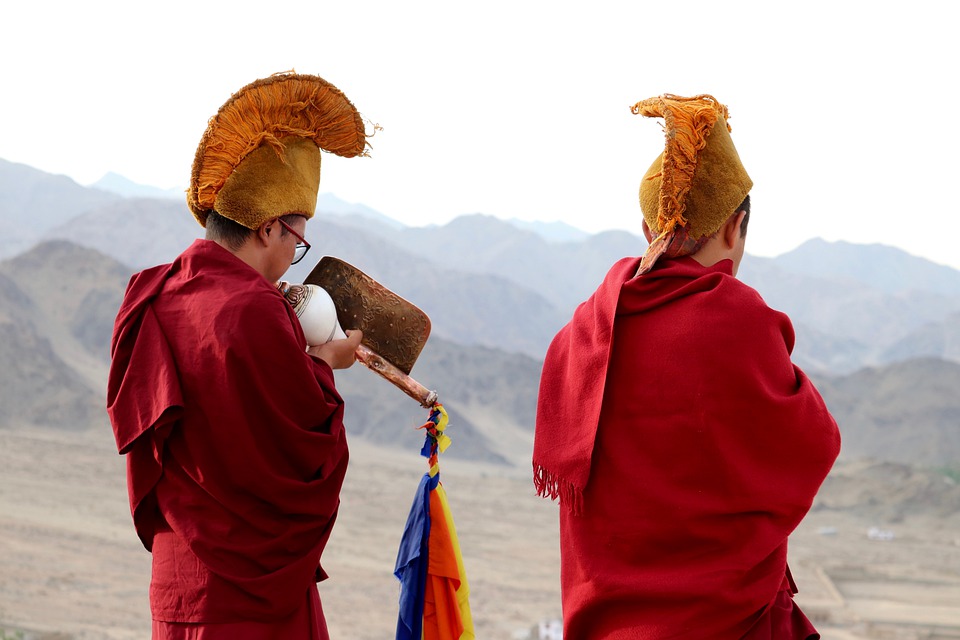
[533,95,841,639]
[107,73,369,639]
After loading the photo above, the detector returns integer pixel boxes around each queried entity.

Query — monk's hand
[308,329,363,369]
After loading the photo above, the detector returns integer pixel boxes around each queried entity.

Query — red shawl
[107,240,349,625]
[534,256,840,639]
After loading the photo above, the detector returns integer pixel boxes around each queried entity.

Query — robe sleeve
[107,298,184,550]
[148,289,350,615]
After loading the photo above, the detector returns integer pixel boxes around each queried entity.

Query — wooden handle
[355,344,438,408]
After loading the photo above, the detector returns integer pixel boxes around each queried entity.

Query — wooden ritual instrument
[283,257,438,408]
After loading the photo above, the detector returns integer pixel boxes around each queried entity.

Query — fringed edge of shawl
[533,462,584,516]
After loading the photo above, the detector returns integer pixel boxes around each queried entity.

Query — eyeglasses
[276,218,311,265]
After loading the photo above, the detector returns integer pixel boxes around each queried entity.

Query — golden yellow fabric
[213,138,320,230]
[633,94,752,240]
[188,71,368,229]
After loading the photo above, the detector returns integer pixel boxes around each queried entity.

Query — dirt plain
[1,424,959,640]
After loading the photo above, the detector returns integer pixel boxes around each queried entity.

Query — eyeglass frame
[276,217,311,265]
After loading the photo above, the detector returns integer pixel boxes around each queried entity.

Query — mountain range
[1,158,958,473]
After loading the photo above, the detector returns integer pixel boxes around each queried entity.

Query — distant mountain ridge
[90,172,185,200]
[815,358,960,467]
[1,240,957,472]
[1,160,959,470]
[0,243,117,429]
[881,311,960,363]
[0,158,119,259]
[738,254,960,371]
[774,238,960,296]
[507,218,589,242]
[0,241,541,464]
[6,161,960,365]
[374,213,645,311]
[45,201,567,359]
[6,162,960,374]
[315,193,405,230]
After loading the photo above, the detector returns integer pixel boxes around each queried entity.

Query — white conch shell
[289,284,347,346]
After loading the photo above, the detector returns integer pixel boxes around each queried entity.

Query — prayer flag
[395,405,474,640]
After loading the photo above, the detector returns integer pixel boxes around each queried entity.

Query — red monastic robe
[534,256,841,639]
[107,240,349,639]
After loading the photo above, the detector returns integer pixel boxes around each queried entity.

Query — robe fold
[534,256,840,639]
[107,239,349,636]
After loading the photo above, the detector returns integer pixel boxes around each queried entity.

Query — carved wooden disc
[304,257,431,375]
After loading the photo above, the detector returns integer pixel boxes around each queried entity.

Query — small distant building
[537,618,563,640]
[867,526,895,541]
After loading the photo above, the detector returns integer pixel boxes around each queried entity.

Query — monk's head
[204,211,309,283]
[631,94,752,275]
[694,194,751,276]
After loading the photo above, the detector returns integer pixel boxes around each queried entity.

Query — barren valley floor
[1,426,958,640]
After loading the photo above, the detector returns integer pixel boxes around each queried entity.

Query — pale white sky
[4,1,959,268]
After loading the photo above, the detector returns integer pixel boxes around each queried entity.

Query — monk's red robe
[534,256,840,639]
[107,240,349,638]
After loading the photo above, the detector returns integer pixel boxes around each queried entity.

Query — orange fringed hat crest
[187,71,370,229]
[632,94,752,241]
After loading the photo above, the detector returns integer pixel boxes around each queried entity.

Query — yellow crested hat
[187,71,369,229]
[633,94,752,240]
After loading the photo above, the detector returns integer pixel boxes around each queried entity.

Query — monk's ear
[722,211,746,249]
[255,220,274,247]
[642,219,654,244]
